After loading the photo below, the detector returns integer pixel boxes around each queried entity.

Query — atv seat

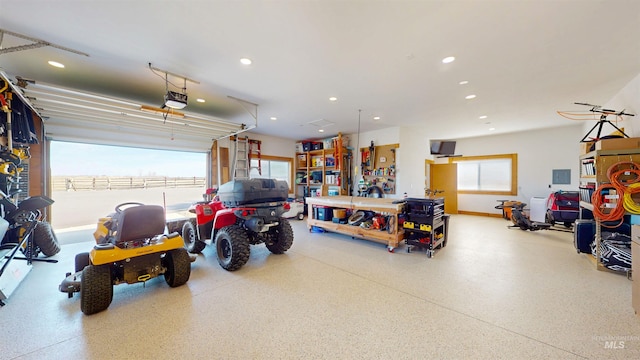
[115,205,165,244]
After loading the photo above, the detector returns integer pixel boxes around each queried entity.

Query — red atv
[181,179,294,271]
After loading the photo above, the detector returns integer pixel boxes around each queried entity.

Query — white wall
[345,127,401,196]
[590,73,639,138]
[454,124,583,215]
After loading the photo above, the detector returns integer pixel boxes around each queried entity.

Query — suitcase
[574,219,595,253]
[573,219,630,254]
[217,178,288,207]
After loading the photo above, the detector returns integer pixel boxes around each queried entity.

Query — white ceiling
[0,0,639,152]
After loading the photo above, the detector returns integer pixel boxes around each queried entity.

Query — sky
[50,141,207,177]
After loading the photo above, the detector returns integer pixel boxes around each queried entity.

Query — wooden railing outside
[52,176,206,191]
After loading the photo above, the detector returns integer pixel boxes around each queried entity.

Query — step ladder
[232,137,262,180]
[248,139,262,176]
[232,136,250,180]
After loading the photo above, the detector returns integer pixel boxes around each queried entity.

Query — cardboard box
[595,154,640,182]
[580,141,595,155]
[594,137,640,151]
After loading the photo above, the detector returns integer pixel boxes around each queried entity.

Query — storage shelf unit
[359,143,398,195]
[305,196,405,251]
[295,133,350,199]
[579,147,640,272]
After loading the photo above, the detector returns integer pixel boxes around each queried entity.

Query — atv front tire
[265,218,294,254]
[33,221,61,257]
[215,225,250,271]
[80,264,113,315]
[182,221,205,254]
[163,248,191,287]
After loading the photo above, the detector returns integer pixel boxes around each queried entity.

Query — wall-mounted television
[430,140,456,156]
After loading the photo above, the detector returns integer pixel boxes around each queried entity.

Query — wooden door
[430,163,458,214]
[220,147,230,184]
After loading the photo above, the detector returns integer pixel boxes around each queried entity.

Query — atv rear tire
[163,248,191,287]
[75,252,90,273]
[182,221,205,254]
[80,264,113,315]
[33,221,61,257]
[215,225,250,271]
[265,218,293,254]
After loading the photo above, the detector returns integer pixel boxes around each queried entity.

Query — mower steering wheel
[115,202,145,213]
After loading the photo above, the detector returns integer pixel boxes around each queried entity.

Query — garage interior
[1,1,640,359]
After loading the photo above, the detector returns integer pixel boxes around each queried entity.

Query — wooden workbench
[305,196,405,251]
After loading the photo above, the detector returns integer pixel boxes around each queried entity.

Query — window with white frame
[250,156,293,192]
[453,154,517,195]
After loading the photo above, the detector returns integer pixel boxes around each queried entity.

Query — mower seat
[114,205,165,244]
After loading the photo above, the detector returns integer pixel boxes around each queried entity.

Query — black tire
[266,218,294,254]
[33,221,61,257]
[163,248,191,287]
[214,225,250,271]
[75,252,90,273]
[348,211,365,226]
[297,212,304,221]
[546,211,555,226]
[182,221,205,254]
[80,264,113,315]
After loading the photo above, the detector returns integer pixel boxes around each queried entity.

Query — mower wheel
[163,248,191,287]
[214,225,250,271]
[80,264,113,315]
[297,212,305,221]
[182,221,205,254]
[33,221,61,257]
[266,218,294,254]
[75,252,90,273]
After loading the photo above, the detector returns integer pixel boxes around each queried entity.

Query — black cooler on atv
[217,178,289,206]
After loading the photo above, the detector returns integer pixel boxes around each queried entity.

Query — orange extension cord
[591,183,626,227]
[591,161,640,226]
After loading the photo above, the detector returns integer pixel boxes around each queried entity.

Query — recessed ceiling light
[373,116,380,120]
[489,127,496,131]
[240,58,252,65]
[270,117,277,121]
[329,97,337,102]
[442,56,455,64]
[465,94,476,100]
[319,129,325,133]
[196,98,206,103]
[459,80,469,85]
[479,115,487,119]
[48,60,65,68]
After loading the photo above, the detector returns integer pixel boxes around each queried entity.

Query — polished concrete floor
[1,215,639,359]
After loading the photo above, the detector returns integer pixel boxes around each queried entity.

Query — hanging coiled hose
[591,161,640,227]
[591,183,625,227]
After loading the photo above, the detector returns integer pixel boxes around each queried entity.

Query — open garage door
[49,141,208,234]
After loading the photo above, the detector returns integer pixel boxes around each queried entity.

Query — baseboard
[457,211,503,218]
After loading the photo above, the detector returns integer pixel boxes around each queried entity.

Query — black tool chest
[401,197,448,257]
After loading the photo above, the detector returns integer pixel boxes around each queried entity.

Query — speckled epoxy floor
[1,215,639,359]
